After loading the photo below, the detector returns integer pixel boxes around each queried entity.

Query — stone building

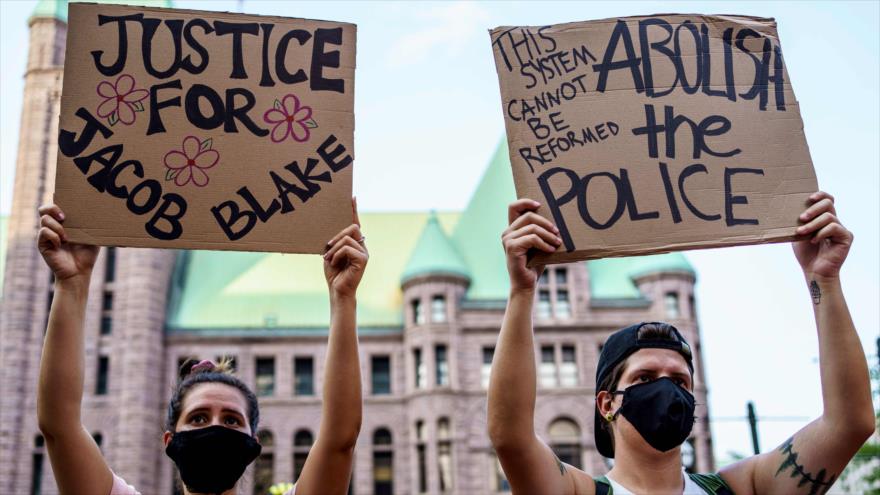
[0,1,714,494]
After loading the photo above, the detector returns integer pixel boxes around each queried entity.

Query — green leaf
[165,169,181,181]
[131,101,144,112]
[200,138,213,151]
[305,118,318,129]
[108,112,118,126]
[274,99,282,111]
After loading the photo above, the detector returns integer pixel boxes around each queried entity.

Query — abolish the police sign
[54,3,356,253]
[490,14,818,263]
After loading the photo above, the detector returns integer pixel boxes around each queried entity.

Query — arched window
[253,430,274,495]
[293,429,314,482]
[415,420,427,493]
[31,434,45,495]
[373,428,393,495]
[548,418,582,469]
[437,418,453,492]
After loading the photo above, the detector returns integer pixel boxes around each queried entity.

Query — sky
[1,0,878,467]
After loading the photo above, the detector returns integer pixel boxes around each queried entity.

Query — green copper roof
[168,212,460,331]
[451,141,517,300]
[0,216,7,298]
[401,211,469,284]
[587,252,695,299]
[31,0,173,23]
[165,137,695,332]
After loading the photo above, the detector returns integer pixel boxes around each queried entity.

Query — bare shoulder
[566,463,597,495]
[717,452,766,495]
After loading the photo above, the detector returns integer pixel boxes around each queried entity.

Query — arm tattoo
[554,454,566,476]
[809,280,821,305]
[775,437,837,495]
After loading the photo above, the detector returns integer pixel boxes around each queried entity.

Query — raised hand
[323,198,368,299]
[502,199,562,292]
[37,204,99,282]
[793,191,853,282]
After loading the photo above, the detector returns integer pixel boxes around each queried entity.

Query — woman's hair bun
[177,357,235,381]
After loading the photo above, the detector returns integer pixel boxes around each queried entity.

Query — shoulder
[109,472,141,495]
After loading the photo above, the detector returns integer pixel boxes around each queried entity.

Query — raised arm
[35,205,109,495]
[296,199,367,495]
[488,199,592,495]
[721,191,875,495]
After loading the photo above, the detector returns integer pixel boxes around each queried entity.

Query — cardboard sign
[54,3,356,253]
[490,15,818,263]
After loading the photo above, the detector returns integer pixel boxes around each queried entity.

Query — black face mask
[613,377,695,453]
[166,425,262,495]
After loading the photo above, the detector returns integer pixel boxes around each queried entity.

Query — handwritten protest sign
[490,15,818,263]
[54,3,355,253]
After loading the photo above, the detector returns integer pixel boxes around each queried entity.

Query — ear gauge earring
[605,413,614,422]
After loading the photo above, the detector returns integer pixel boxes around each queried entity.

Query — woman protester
[35,200,368,495]
[488,191,874,494]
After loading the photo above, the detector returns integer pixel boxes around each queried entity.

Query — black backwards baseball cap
[594,322,694,458]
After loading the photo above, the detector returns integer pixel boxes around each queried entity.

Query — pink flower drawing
[263,94,318,143]
[163,136,219,187]
[96,74,148,126]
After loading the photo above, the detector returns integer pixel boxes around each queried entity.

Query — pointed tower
[0,2,68,492]
[0,2,175,492]
[451,141,516,301]
[401,211,470,336]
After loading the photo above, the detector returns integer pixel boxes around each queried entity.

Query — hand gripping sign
[55,3,356,253]
[490,14,818,263]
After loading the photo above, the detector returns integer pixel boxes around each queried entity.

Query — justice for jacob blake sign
[490,14,818,263]
[54,3,356,254]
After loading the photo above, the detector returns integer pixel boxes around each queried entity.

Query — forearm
[319,293,362,450]
[38,275,91,436]
[809,276,873,434]
[488,288,538,449]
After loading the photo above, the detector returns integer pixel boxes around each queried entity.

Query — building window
[416,421,427,493]
[559,345,578,387]
[538,270,549,285]
[31,434,44,495]
[256,357,275,396]
[689,294,697,319]
[431,295,447,323]
[373,428,394,495]
[102,291,113,311]
[92,432,103,451]
[414,348,425,389]
[372,355,391,395]
[665,292,680,319]
[435,344,448,387]
[555,290,571,318]
[96,356,109,395]
[555,267,567,285]
[490,452,511,492]
[294,357,314,396]
[437,418,453,492]
[100,315,112,335]
[539,345,557,388]
[412,299,425,325]
[481,346,494,389]
[549,418,582,469]
[537,290,552,320]
[104,247,116,282]
[253,430,274,495]
[293,429,313,482]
